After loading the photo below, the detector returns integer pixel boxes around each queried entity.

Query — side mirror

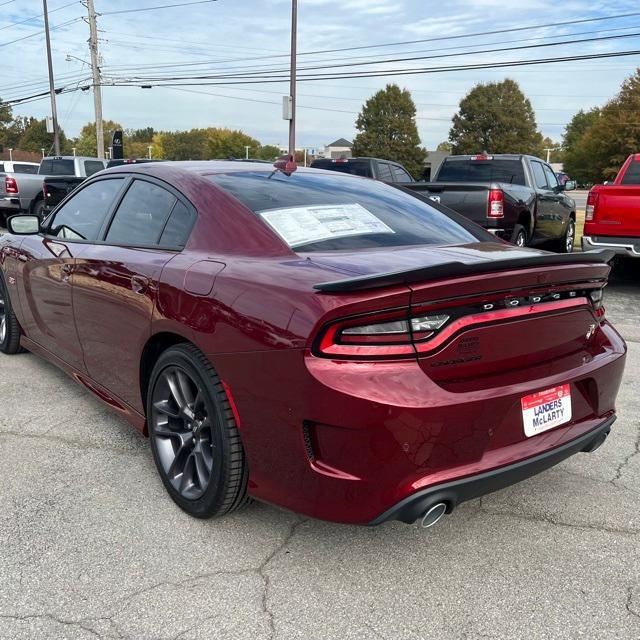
[564,180,576,191]
[7,215,40,235]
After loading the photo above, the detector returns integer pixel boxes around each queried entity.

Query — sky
[1,0,640,153]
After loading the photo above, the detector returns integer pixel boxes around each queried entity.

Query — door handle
[131,275,149,294]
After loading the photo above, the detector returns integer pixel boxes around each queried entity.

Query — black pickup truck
[407,154,578,252]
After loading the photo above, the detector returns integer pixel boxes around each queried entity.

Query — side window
[105,179,176,246]
[159,201,197,248]
[48,178,125,241]
[391,165,413,183]
[531,162,548,189]
[377,163,393,181]
[84,160,105,176]
[543,164,558,189]
[0,164,4,172]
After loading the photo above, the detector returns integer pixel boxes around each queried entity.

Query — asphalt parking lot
[0,256,638,640]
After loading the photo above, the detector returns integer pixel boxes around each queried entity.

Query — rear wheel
[147,344,249,518]
[0,275,22,354]
[32,198,45,220]
[512,224,528,248]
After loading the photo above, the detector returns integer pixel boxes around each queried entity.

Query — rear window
[437,158,526,185]
[41,159,75,175]
[84,160,105,176]
[621,160,640,185]
[310,159,373,178]
[13,163,38,174]
[208,171,478,252]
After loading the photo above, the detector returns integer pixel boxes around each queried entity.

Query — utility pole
[86,0,104,159]
[244,145,250,160]
[42,0,60,155]
[544,147,559,164]
[288,0,297,163]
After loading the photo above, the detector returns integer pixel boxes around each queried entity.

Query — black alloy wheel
[147,344,249,518]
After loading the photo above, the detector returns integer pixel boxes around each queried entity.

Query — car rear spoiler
[313,250,615,293]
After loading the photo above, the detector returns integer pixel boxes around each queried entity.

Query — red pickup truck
[582,153,640,256]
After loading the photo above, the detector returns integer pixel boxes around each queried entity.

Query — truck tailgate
[588,186,640,236]
[407,182,489,225]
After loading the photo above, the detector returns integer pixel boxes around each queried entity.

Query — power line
[107,30,640,83]
[100,0,217,16]
[0,16,83,47]
[0,0,77,31]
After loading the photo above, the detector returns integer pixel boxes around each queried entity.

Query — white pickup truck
[0,156,106,225]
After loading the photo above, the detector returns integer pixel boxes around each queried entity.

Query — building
[422,150,450,181]
[322,138,353,159]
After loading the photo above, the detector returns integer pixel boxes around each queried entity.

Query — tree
[255,144,280,161]
[449,79,542,155]
[75,120,123,157]
[562,69,640,182]
[562,108,601,184]
[18,118,69,154]
[436,141,452,153]
[352,84,426,177]
[0,99,14,150]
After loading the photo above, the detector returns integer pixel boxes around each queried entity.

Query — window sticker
[258,203,395,248]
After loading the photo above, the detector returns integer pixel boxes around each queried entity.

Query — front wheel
[147,343,249,518]
[0,275,22,354]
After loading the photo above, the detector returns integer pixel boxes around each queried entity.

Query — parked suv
[310,157,415,183]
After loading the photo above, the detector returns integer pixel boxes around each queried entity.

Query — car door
[542,163,571,239]
[14,177,126,371]
[529,160,557,241]
[72,176,197,412]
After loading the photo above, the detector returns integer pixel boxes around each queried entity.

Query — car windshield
[621,160,640,185]
[437,158,526,185]
[208,171,479,252]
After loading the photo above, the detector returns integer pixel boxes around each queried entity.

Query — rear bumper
[369,415,615,525]
[0,196,20,212]
[582,235,640,257]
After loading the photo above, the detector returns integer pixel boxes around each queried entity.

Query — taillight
[589,288,605,320]
[5,176,18,194]
[487,189,504,218]
[315,311,450,358]
[586,191,598,221]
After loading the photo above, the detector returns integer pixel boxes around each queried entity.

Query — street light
[148,146,153,160]
[244,145,250,160]
[8,148,13,161]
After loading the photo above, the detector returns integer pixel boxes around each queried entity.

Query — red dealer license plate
[521,384,572,437]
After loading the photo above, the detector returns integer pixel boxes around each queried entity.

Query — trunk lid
[406,183,492,225]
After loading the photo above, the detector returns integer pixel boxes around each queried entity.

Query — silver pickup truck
[0,156,106,224]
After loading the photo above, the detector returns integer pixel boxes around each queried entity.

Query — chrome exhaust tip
[420,502,448,529]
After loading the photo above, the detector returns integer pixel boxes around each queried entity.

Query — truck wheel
[555,218,575,253]
[32,199,46,220]
[512,224,528,247]
[0,274,22,354]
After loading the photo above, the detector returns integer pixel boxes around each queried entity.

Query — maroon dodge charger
[0,162,626,526]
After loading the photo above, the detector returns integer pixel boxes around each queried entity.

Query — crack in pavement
[627,586,640,621]
[0,430,146,455]
[611,421,640,487]
[0,613,121,640]
[478,506,638,536]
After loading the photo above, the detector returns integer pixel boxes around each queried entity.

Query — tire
[32,198,46,220]
[512,224,528,248]
[555,218,576,254]
[147,343,249,518]
[0,274,22,355]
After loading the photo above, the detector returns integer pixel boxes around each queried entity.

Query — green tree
[18,118,70,154]
[449,79,542,155]
[562,108,601,184]
[436,141,452,153]
[75,120,123,157]
[562,69,640,182]
[352,84,426,177]
[255,144,280,161]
